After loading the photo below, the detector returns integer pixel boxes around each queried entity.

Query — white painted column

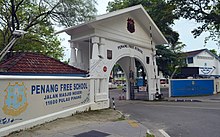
[134,60,137,82]
[96,79,100,93]
[90,79,95,103]
[147,50,160,100]
[94,79,100,102]
[76,43,83,69]
[99,38,105,58]
[92,37,100,59]
[69,42,77,67]
[100,78,106,93]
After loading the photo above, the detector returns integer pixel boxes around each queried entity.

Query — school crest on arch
[2,82,28,116]
[127,18,135,33]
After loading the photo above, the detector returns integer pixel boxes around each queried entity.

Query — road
[110,89,220,137]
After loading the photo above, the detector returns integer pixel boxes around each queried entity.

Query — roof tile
[185,49,206,57]
[0,52,87,74]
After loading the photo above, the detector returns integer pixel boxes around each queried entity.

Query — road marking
[143,104,220,110]
[127,120,139,128]
[159,129,170,137]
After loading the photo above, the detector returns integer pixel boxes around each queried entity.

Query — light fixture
[0,30,28,61]
[12,30,27,37]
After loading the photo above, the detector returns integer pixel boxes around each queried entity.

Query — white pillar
[95,79,100,94]
[118,57,135,100]
[92,37,99,59]
[90,79,95,103]
[76,43,83,69]
[100,78,106,93]
[99,38,105,58]
[69,42,77,67]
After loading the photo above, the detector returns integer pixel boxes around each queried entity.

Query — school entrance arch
[109,56,149,100]
[56,5,167,109]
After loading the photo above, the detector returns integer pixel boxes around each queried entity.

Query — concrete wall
[0,75,92,136]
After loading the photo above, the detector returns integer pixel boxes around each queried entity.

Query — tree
[209,49,218,56]
[156,45,186,77]
[107,0,185,77]
[169,0,220,46]
[0,0,97,60]
[112,64,123,78]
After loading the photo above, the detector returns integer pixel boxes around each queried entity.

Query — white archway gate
[115,56,148,100]
[57,5,167,109]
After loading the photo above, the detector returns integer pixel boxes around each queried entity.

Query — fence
[170,79,216,97]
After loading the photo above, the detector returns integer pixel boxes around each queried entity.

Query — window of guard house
[187,57,193,64]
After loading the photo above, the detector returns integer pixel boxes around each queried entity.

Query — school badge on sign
[127,18,135,33]
[2,82,28,116]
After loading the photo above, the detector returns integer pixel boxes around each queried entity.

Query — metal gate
[170,79,215,97]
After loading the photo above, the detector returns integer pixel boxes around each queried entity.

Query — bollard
[122,95,125,100]
[155,92,159,100]
[119,94,121,100]
[112,97,116,110]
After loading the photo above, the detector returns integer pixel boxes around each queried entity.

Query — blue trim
[0,72,88,77]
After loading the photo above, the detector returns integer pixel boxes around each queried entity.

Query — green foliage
[156,45,174,77]
[169,0,220,46]
[63,58,70,64]
[146,132,155,137]
[54,0,97,27]
[112,64,123,77]
[156,45,186,77]
[6,22,64,60]
[209,49,218,56]
[0,0,97,60]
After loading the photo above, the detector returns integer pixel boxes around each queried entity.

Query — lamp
[0,30,27,61]
[12,30,27,37]
[170,65,180,79]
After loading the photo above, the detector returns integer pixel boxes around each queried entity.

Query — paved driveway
[110,89,220,137]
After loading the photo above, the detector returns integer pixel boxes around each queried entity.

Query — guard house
[56,5,167,108]
[182,49,220,78]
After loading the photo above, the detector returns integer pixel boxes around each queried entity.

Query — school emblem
[201,67,212,74]
[127,18,135,33]
[2,82,28,116]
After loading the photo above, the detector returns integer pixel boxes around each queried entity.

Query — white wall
[89,37,159,101]
[94,14,152,49]
[0,75,91,136]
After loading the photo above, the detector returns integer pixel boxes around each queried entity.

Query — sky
[172,19,218,52]
[58,0,219,61]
